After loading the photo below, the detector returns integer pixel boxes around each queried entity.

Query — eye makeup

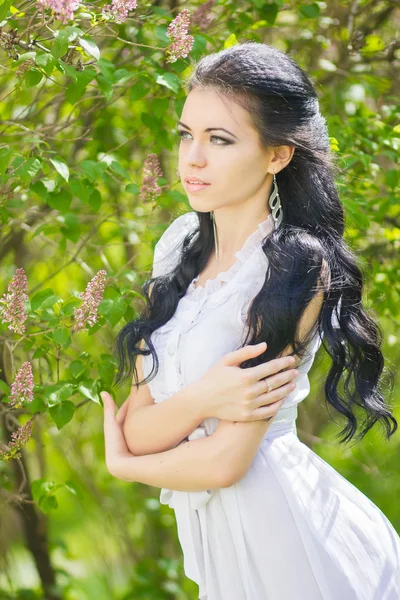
[176,129,233,145]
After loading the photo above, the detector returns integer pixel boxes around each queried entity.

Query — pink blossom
[192,0,215,32]
[165,9,195,64]
[0,267,29,335]
[102,0,137,23]
[0,418,34,462]
[73,270,108,333]
[36,0,82,23]
[8,361,35,408]
[140,153,164,203]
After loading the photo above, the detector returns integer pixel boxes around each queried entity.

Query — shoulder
[156,211,198,247]
[152,211,198,278]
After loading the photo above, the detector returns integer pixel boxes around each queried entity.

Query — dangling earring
[269,173,283,229]
[210,210,219,261]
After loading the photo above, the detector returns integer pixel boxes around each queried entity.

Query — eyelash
[177,130,231,145]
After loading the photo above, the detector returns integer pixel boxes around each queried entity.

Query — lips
[185,177,210,185]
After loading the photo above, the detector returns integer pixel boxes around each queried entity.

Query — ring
[264,377,270,393]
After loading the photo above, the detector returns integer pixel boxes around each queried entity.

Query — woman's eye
[177,130,230,145]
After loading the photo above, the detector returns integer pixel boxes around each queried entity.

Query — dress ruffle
[184,213,275,301]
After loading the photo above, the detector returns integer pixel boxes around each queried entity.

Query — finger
[101,392,118,439]
[252,369,298,397]
[116,399,130,426]
[250,355,297,381]
[223,342,267,365]
[250,397,286,421]
[252,381,296,412]
[102,392,129,455]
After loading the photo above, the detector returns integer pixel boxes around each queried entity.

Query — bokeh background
[0,0,399,598]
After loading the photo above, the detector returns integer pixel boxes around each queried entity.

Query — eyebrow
[177,121,238,140]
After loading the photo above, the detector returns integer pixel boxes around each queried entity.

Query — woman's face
[177,87,273,213]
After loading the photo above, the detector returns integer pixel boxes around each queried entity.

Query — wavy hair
[113,42,396,445]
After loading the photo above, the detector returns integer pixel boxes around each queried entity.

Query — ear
[269,145,295,173]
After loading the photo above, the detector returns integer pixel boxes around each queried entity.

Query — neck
[211,209,271,262]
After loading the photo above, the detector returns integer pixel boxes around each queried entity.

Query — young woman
[102,42,400,599]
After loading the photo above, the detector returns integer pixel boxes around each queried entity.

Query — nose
[185,141,207,168]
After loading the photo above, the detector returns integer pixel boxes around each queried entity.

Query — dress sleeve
[152,211,198,278]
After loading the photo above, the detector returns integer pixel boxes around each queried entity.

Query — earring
[210,210,219,261]
[269,173,283,229]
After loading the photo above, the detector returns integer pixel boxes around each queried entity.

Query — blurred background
[0,0,399,598]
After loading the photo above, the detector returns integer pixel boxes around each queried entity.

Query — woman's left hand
[101,391,135,478]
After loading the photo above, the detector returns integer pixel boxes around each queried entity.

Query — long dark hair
[113,42,397,446]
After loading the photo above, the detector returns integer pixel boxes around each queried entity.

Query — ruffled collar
[186,213,275,298]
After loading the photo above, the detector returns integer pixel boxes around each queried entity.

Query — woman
[102,42,400,599]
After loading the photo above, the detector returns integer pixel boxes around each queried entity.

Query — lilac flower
[102,0,137,24]
[0,418,34,462]
[192,0,215,32]
[36,0,82,23]
[73,270,108,333]
[140,153,164,203]
[0,267,29,335]
[8,361,35,408]
[165,9,195,64]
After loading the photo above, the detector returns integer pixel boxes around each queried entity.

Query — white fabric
[143,211,400,599]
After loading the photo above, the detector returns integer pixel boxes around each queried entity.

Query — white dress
[142,211,400,600]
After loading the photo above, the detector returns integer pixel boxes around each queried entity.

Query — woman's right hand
[193,342,300,422]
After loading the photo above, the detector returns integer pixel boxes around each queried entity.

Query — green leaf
[130,81,149,101]
[70,178,93,203]
[109,160,131,181]
[80,160,107,182]
[69,360,86,378]
[362,35,385,54]
[0,0,13,20]
[49,157,69,182]
[49,401,75,429]
[64,479,83,499]
[32,478,55,501]
[31,289,59,311]
[65,68,97,104]
[13,157,42,182]
[99,297,126,328]
[24,68,43,88]
[154,25,169,44]
[0,147,12,180]
[40,494,58,512]
[46,188,72,212]
[98,58,115,82]
[224,33,238,49]
[51,37,69,60]
[125,182,140,194]
[59,26,83,42]
[0,380,10,397]
[52,327,70,346]
[60,298,81,316]
[78,382,101,405]
[155,72,180,94]
[190,34,207,60]
[299,3,320,18]
[79,36,100,60]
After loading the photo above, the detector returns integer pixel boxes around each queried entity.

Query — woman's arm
[121,341,208,456]
[105,404,231,491]
[103,381,281,491]
[123,383,207,456]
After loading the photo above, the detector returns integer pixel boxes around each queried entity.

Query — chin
[187,202,214,214]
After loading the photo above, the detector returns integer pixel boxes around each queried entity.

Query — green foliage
[0,0,399,597]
